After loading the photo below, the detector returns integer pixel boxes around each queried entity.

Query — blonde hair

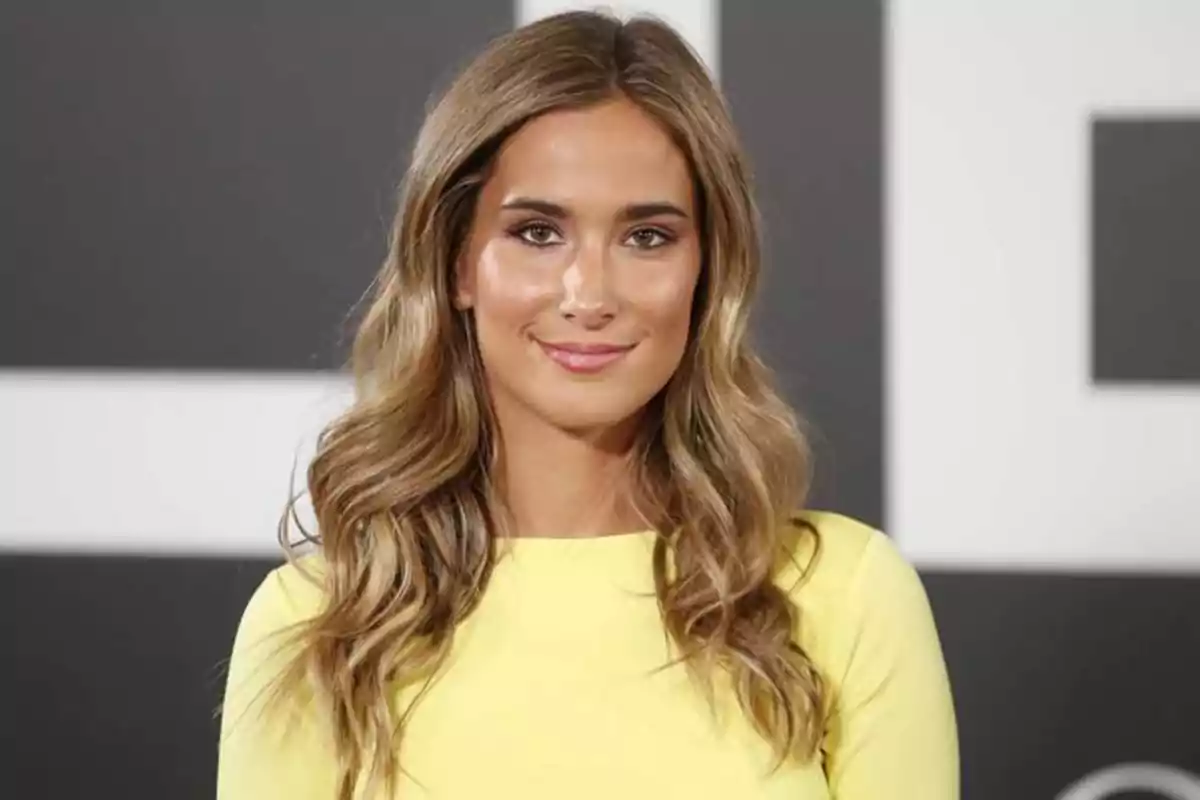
[272,10,823,798]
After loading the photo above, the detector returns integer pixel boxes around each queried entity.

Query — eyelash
[508,221,676,250]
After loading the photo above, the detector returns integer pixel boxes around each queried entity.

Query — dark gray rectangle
[1092,117,1200,383]
[0,552,278,799]
[720,4,885,527]
[0,3,511,371]
[924,569,1200,799]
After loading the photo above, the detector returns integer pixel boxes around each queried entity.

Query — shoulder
[776,509,940,677]
[775,508,902,597]
[218,553,339,796]
[242,552,326,624]
[228,552,327,666]
[256,552,327,616]
[777,512,959,792]
[220,553,327,729]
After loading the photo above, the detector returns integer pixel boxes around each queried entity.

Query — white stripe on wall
[517,0,718,77]
[0,371,350,555]
[888,1,1200,572]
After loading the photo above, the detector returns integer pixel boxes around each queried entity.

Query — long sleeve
[820,530,960,799]
[216,563,335,800]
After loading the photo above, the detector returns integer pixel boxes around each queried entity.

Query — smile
[535,339,636,374]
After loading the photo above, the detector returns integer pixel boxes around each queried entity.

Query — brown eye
[627,227,672,250]
[514,222,564,247]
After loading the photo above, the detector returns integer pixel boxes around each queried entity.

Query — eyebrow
[499,197,691,222]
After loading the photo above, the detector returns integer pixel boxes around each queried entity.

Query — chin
[535,390,651,434]
[545,405,643,434]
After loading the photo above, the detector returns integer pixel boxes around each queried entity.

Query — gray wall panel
[0,554,276,799]
[720,3,885,527]
[1093,117,1200,383]
[0,3,512,371]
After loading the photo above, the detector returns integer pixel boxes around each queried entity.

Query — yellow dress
[217,510,959,799]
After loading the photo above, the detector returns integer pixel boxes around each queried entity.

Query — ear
[453,253,475,310]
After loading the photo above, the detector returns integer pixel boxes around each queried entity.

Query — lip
[535,339,636,373]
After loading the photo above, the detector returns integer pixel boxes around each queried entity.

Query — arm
[216,565,335,800]
[821,532,960,799]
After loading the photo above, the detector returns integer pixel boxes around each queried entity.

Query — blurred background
[1,2,1197,798]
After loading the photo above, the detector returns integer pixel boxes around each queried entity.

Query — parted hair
[267,10,824,799]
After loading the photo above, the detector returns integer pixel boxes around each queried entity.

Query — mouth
[534,339,636,374]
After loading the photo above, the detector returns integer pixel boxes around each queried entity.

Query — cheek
[629,257,701,341]
[472,241,556,330]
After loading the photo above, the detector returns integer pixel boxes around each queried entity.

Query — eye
[626,227,674,250]
[512,222,564,248]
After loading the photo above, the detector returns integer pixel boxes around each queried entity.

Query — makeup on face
[456,97,703,431]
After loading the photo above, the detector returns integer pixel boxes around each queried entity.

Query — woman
[217,10,958,800]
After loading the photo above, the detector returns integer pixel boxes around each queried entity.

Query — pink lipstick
[536,340,634,374]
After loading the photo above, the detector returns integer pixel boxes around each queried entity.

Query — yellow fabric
[217,510,959,799]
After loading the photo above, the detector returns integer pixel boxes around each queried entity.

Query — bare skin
[456,97,702,539]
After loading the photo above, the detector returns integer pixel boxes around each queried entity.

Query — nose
[558,241,615,328]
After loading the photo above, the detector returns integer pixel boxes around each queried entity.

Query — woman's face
[456,97,702,434]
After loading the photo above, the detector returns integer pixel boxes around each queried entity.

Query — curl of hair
[268,11,825,799]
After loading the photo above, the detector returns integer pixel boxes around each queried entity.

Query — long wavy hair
[270,10,824,799]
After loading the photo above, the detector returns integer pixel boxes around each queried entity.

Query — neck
[493,406,645,540]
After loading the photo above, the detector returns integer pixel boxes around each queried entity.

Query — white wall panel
[888,1,1200,571]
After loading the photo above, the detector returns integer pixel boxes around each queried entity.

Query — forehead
[485,98,694,207]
